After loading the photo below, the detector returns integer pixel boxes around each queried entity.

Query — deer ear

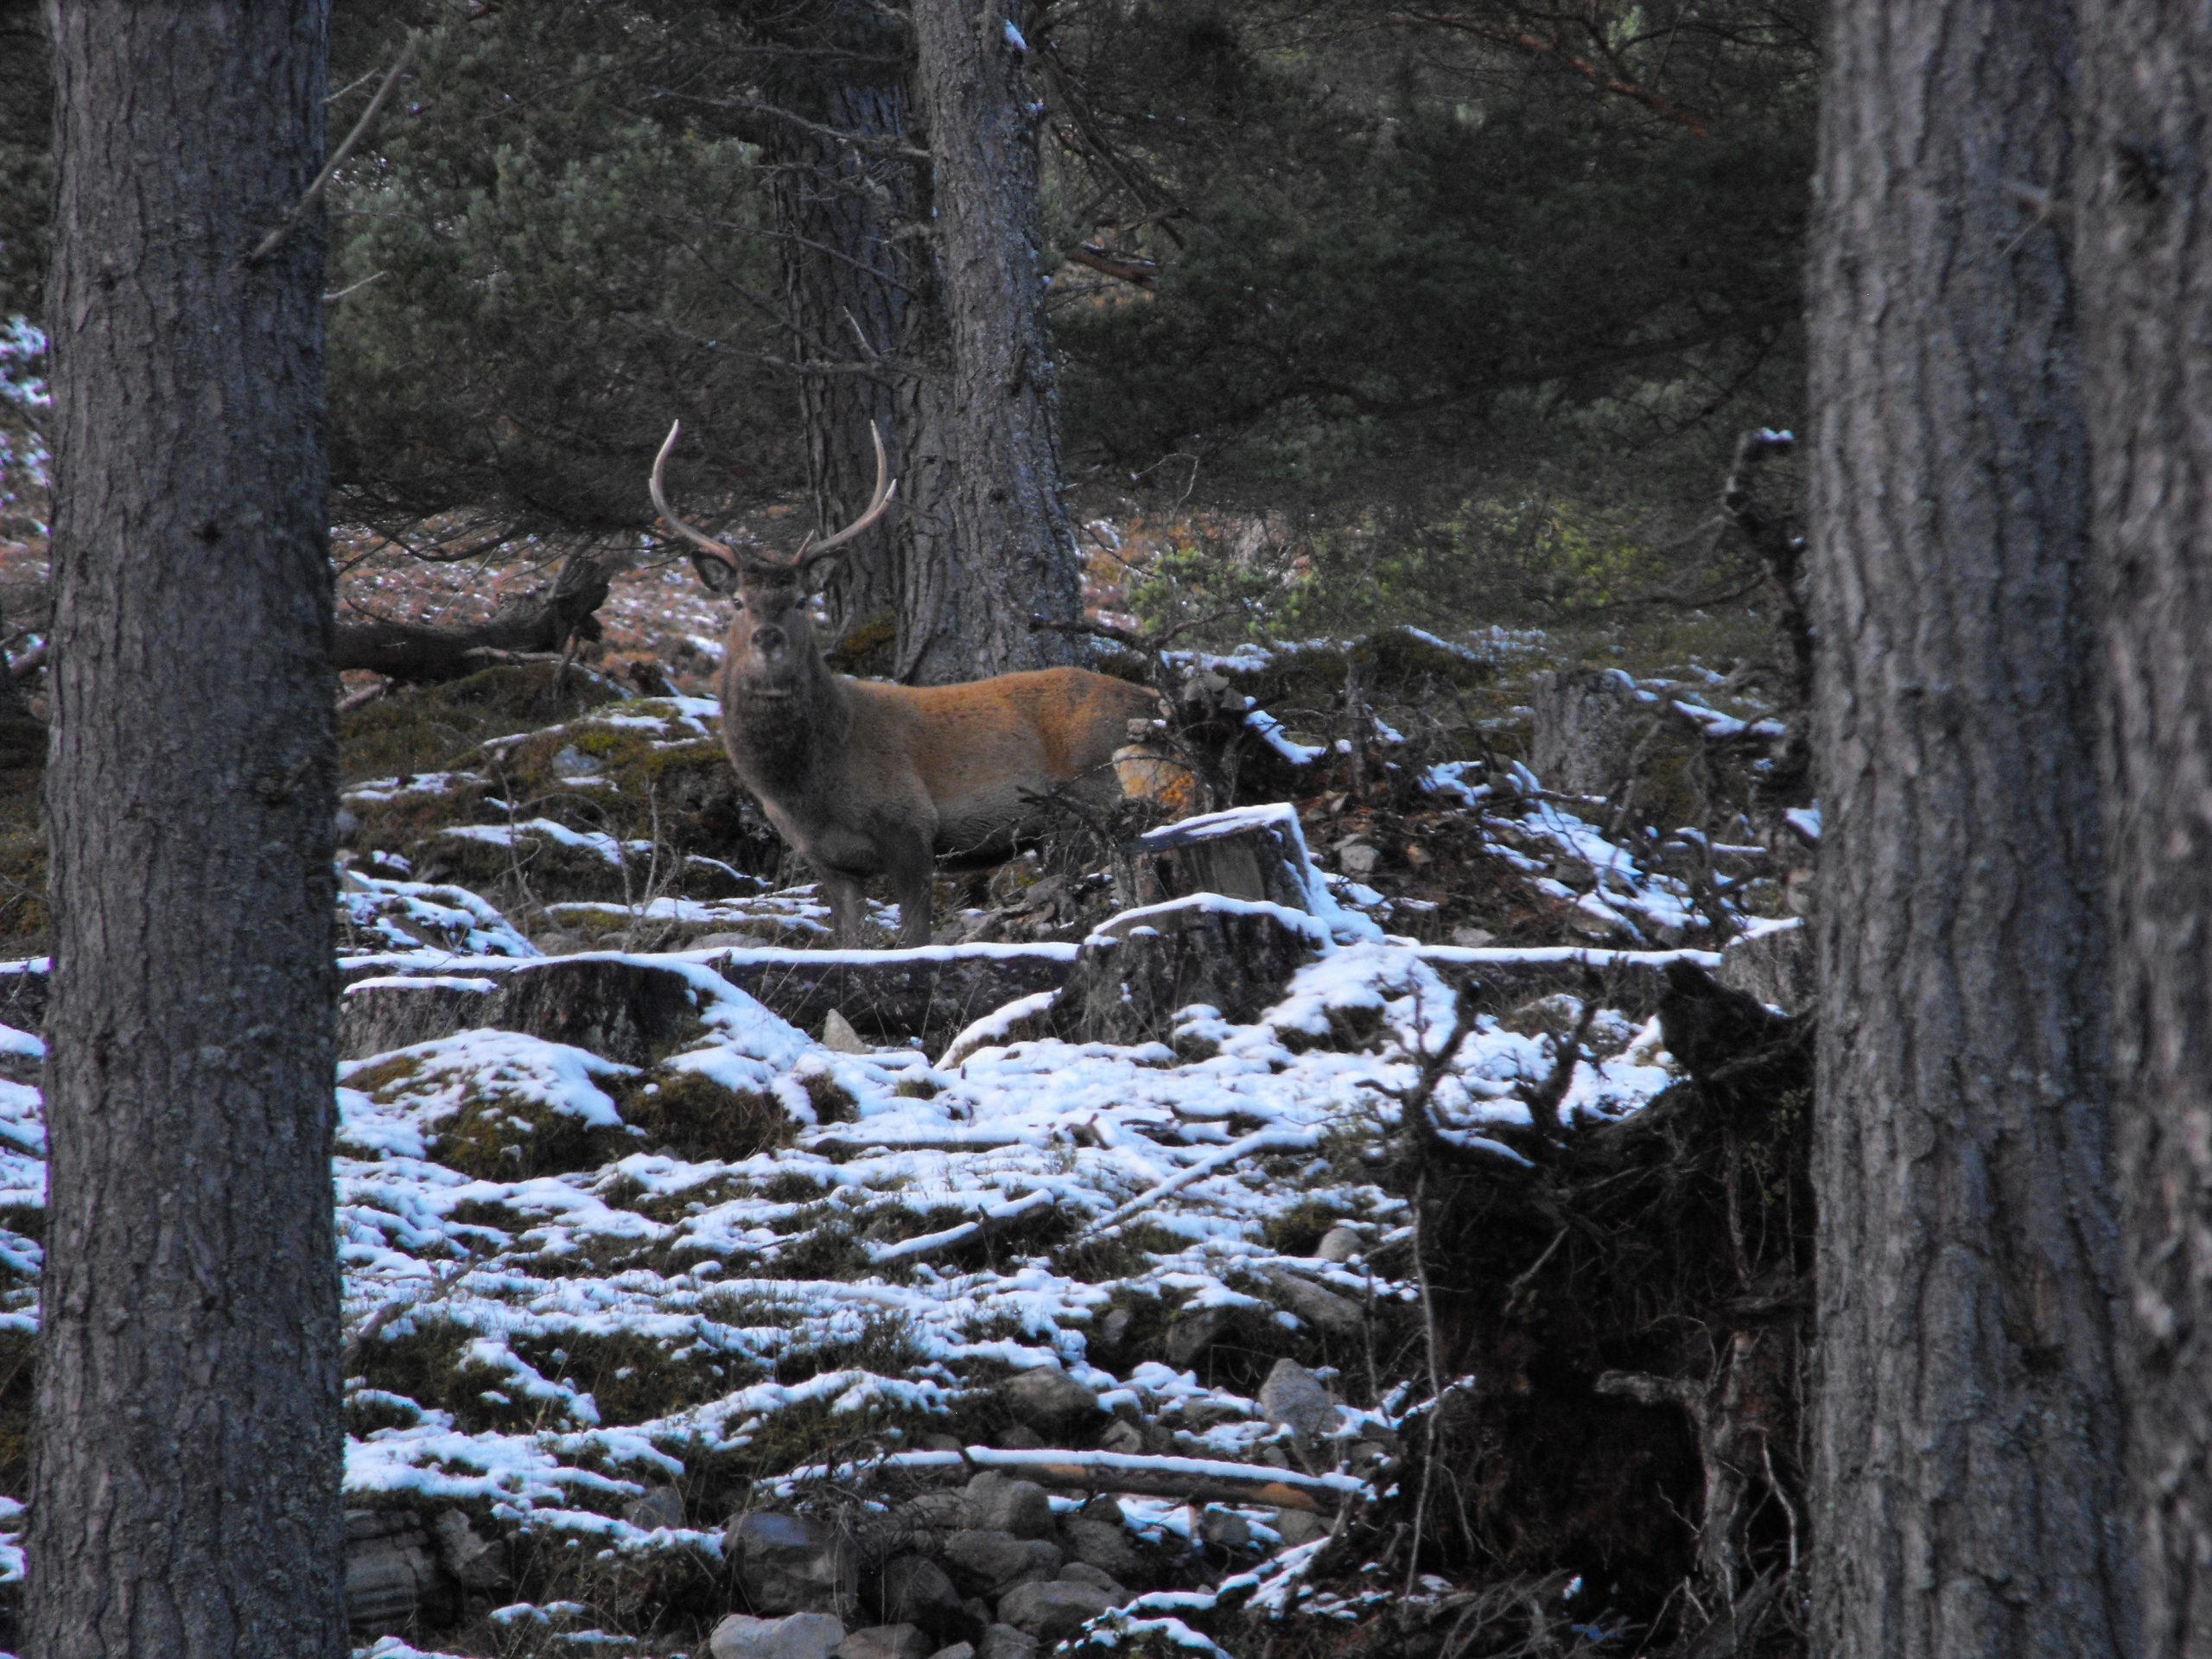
[802,550,848,595]
[690,550,741,596]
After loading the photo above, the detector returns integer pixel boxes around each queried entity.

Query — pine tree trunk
[32,6,346,1654]
[906,0,1082,683]
[2076,10,2212,1650]
[757,1,922,650]
[1807,3,2135,1655]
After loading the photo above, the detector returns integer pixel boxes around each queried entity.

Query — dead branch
[331,549,613,683]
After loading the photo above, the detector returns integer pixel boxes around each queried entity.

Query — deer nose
[752,625,787,656]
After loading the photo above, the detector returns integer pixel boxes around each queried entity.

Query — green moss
[1259,1198,1344,1259]
[621,1069,794,1163]
[340,663,620,783]
[429,1086,642,1182]
[763,1168,826,1203]
[824,610,898,677]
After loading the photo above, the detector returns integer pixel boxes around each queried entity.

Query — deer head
[651,420,897,697]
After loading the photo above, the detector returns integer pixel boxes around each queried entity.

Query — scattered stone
[712,1611,849,1659]
[993,1424,1048,1451]
[931,1646,976,1659]
[996,1579,1116,1643]
[943,1529,1063,1593]
[1003,1363,1100,1434]
[1449,925,1497,948]
[730,1510,861,1617]
[1316,1225,1363,1263]
[1335,839,1382,876]
[1079,1495,1128,1525]
[1715,919,1814,1014]
[550,745,598,779]
[874,1556,965,1632]
[1059,1516,1139,1580]
[344,1509,454,1630]
[1055,1561,1128,1600]
[822,1009,870,1053]
[1163,1304,1233,1367]
[622,1484,687,1532]
[964,1471,1056,1540]
[975,1624,1039,1659]
[1274,1510,1332,1548]
[430,1508,509,1591]
[1096,1306,1133,1351]
[1097,1421,1146,1456]
[1258,1358,1340,1440]
[1198,1508,1252,1552]
[1258,1267,1364,1334]
[837,1624,933,1659]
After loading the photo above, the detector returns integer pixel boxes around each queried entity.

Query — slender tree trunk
[906,0,1082,683]
[1806,4,2134,1656]
[2076,10,2212,1651]
[33,6,346,1655]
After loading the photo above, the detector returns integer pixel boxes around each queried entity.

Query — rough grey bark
[34,5,346,1655]
[906,0,1083,683]
[1807,4,2134,1657]
[754,1,925,649]
[2076,10,2212,1651]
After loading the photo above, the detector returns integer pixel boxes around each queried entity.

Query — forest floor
[0,540,1816,1659]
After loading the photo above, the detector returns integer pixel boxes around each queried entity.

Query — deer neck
[721,652,850,791]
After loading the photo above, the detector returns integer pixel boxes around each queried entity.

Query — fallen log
[780,1446,1365,1512]
[332,550,612,685]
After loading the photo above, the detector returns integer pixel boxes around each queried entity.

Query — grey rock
[1335,840,1381,876]
[1003,1364,1100,1433]
[731,1510,861,1617]
[1055,1561,1128,1600]
[343,1509,453,1630]
[943,1529,1064,1594]
[1097,1306,1133,1351]
[1316,1225,1363,1264]
[1198,1508,1252,1552]
[964,1471,1055,1539]
[993,1423,1048,1451]
[996,1579,1116,1643]
[1097,1420,1146,1456]
[1059,1516,1139,1579]
[1274,1509,1331,1548]
[1715,919,1814,1014]
[1079,1496,1127,1526]
[976,1624,1039,1659]
[838,1625,933,1659]
[712,1612,849,1659]
[551,745,599,779]
[875,1555,965,1631]
[822,1009,871,1054]
[931,1646,977,1659]
[1164,1304,1233,1367]
[1259,1268,1364,1334]
[1257,1358,1340,1440]
[431,1508,510,1591]
[1448,925,1497,948]
[623,1484,687,1532]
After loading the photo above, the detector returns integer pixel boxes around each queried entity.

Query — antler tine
[801,422,898,563]
[649,420,740,568]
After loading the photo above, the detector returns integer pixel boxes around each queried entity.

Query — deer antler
[796,422,897,571]
[650,421,740,571]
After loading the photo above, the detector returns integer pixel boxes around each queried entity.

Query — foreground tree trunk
[2077,11,2212,1650]
[34,5,346,1654]
[905,0,1082,682]
[1807,3,2134,1656]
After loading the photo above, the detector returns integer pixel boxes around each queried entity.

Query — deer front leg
[884,834,938,948]
[817,868,869,948]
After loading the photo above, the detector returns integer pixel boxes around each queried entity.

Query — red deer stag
[652,421,1185,947]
